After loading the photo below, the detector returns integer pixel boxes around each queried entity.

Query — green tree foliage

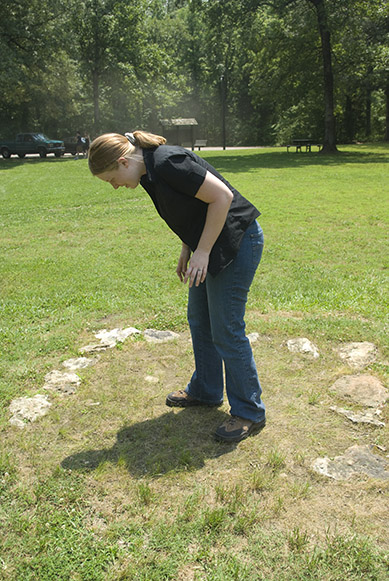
[0,0,79,137]
[248,2,324,144]
[329,0,389,142]
[71,0,190,134]
[0,0,387,144]
[71,0,144,133]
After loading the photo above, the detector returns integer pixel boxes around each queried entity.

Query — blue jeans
[186,220,265,423]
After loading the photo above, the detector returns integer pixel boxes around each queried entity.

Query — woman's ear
[118,156,129,167]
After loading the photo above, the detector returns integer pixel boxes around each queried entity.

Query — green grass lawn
[0,144,388,579]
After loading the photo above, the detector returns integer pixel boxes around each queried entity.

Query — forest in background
[1,0,388,148]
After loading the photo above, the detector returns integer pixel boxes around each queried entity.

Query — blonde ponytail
[88,130,166,176]
[133,130,166,148]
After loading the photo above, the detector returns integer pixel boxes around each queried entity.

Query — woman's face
[97,154,145,189]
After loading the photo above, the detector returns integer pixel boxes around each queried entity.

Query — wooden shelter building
[160,118,198,148]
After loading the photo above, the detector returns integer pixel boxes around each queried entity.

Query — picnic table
[287,139,322,153]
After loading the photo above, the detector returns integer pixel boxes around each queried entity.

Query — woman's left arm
[184,171,233,287]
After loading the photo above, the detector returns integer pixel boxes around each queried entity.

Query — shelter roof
[160,118,198,127]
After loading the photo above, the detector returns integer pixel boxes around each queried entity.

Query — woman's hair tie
[125,132,137,146]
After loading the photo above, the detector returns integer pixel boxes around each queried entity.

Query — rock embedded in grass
[43,370,81,395]
[143,329,180,343]
[286,337,319,358]
[330,405,385,427]
[312,445,389,480]
[329,374,387,408]
[95,327,141,346]
[337,341,377,369]
[9,394,52,428]
[79,342,114,354]
[62,357,99,370]
[80,327,141,354]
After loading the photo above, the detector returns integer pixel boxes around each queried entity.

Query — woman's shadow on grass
[61,408,236,478]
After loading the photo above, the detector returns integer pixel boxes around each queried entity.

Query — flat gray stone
[9,394,51,427]
[286,338,319,358]
[330,374,388,407]
[43,370,81,395]
[79,342,113,354]
[95,327,141,346]
[80,327,141,353]
[62,357,98,370]
[143,329,180,343]
[312,445,389,480]
[330,405,385,427]
[338,342,377,369]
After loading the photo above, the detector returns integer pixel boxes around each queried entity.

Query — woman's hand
[184,248,209,287]
[176,244,191,282]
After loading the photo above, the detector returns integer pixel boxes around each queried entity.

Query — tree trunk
[220,74,227,150]
[93,69,100,135]
[385,79,389,142]
[308,0,338,153]
[345,95,354,143]
[365,87,371,138]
